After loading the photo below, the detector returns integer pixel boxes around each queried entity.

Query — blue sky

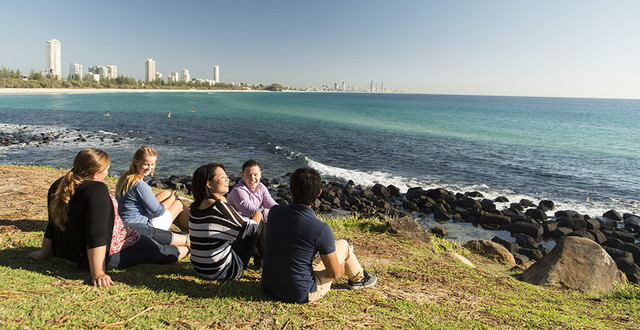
[1,0,639,98]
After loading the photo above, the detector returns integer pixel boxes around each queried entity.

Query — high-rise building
[107,65,117,79]
[213,65,219,84]
[46,39,62,79]
[155,72,163,82]
[168,71,179,84]
[69,63,82,81]
[145,58,156,83]
[181,69,190,82]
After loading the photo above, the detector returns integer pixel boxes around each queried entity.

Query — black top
[44,177,114,269]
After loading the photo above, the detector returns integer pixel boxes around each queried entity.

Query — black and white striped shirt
[189,199,258,280]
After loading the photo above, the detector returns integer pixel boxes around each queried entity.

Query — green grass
[1,215,639,328]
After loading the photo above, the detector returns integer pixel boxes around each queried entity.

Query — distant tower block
[46,39,62,78]
[145,58,156,82]
[213,65,220,84]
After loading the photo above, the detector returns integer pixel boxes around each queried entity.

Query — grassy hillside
[0,165,638,328]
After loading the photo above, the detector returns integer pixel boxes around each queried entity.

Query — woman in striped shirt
[189,163,263,280]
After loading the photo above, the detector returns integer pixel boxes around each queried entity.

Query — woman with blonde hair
[116,146,189,246]
[28,148,188,287]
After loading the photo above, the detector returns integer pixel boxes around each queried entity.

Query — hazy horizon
[1,1,639,99]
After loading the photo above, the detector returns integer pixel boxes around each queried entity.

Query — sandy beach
[0,88,241,95]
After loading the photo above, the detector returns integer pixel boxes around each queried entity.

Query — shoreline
[0,88,266,95]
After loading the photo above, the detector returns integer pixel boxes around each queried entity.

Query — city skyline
[2,1,640,98]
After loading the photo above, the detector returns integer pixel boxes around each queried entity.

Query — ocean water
[0,91,638,242]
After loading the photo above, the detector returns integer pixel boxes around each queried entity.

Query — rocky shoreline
[150,173,640,283]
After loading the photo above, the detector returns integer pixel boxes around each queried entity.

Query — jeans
[106,235,179,270]
[127,223,173,245]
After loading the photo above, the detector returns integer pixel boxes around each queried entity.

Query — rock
[524,208,548,222]
[433,203,451,222]
[448,252,475,268]
[430,226,449,238]
[588,230,608,245]
[463,240,516,266]
[520,199,535,207]
[624,215,640,232]
[612,230,635,243]
[585,218,601,231]
[568,229,596,242]
[616,259,640,283]
[552,227,574,238]
[603,246,633,261]
[541,221,558,236]
[479,213,511,226]
[521,236,626,292]
[557,217,587,231]
[603,209,623,222]
[510,203,525,213]
[518,247,544,260]
[507,222,543,238]
[491,236,519,254]
[515,233,537,248]
[427,188,450,200]
[383,215,430,244]
[494,196,509,203]
[617,243,640,262]
[406,187,428,201]
[372,183,391,199]
[537,200,555,211]
[480,199,497,212]
[387,184,401,197]
[513,253,531,266]
[465,191,484,198]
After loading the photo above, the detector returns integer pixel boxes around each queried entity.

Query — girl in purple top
[228,159,278,221]
[228,159,277,269]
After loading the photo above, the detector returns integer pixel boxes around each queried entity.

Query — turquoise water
[0,92,638,231]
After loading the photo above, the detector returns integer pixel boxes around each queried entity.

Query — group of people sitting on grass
[28,146,377,303]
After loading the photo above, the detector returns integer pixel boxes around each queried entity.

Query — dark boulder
[507,222,543,239]
[430,226,449,238]
[588,230,608,245]
[524,208,548,222]
[618,243,640,262]
[518,247,544,260]
[510,203,525,213]
[405,187,428,200]
[568,229,595,242]
[515,233,537,248]
[465,191,484,198]
[480,199,497,212]
[387,184,401,197]
[612,230,635,243]
[555,210,583,220]
[558,217,587,231]
[372,183,391,199]
[520,236,626,292]
[513,253,531,266]
[603,209,623,222]
[552,227,574,238]
[433,203,451,222]
[491,236,519,254]
[494,196,509,203]
[520,199,535,207]
[537,200,555,211]
[427,188,450,200]
[542,221,558,236]
[603,246,633,261]
[479,213,511,226]
[585,218,601,231]
[605,237,623,248]
[617,260,640,283]
[624,215,640,232]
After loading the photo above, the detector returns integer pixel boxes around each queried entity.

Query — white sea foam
[274,144,638,219]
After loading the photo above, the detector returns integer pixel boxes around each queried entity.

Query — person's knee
[335,239,349,250]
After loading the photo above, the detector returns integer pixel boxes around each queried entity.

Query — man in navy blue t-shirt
[261,167,377,303]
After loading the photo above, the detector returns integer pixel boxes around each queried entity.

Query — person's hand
[252,210,263,222]
[91,273,114,288]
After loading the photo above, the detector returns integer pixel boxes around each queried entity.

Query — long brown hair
[116,146,157,198]
[50,148,110,230]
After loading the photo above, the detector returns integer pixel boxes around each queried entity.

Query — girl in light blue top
[116,146,190,246]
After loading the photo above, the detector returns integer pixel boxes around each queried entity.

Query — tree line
[0,67,289,91]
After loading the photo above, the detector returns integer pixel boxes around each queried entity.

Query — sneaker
[347,270,377,290]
